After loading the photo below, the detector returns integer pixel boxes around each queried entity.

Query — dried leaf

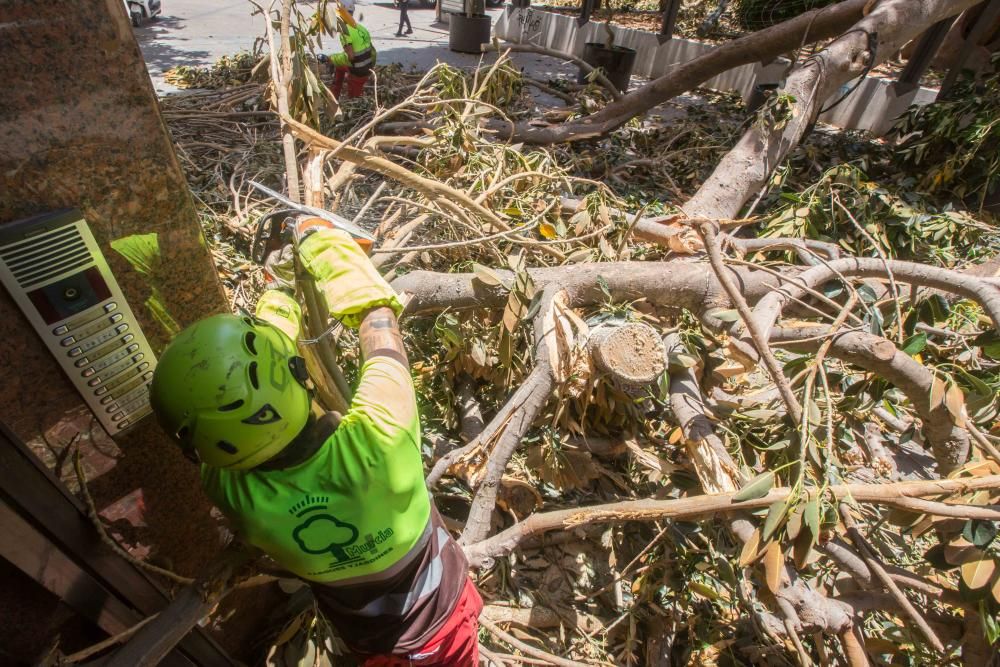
[763,540,783,593]
[732,471,775,502]
[472,263,504,286]
[739,529,762,567]
[570,210,591,234]
[273,612,306,648]
[944,382,967,428]
[626,439,680,482]
[961,557,996,590]
[944,542,982,566]
[792,529,815,570]
[597,202,611,228]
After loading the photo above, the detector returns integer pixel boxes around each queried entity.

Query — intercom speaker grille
[0,226,92,289]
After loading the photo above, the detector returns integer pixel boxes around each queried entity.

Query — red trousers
[362,579,483,666]
[333,66,369,98]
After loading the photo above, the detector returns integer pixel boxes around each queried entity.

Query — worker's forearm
[359,307,408,366]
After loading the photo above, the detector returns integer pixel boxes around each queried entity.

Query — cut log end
[588,322,666,392]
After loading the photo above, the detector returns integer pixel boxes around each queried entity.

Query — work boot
[405,28,412,34]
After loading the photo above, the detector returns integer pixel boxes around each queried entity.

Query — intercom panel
[0,210,158,435]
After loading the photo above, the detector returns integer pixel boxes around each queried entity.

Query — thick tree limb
[392,262,777,318]
[684,0,983,220]
[505,0,868,144]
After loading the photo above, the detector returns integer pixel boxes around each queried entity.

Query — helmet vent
[216,440,238,455]
[219,399,245,412]
[244,332,257,355]
[248,361,259,389]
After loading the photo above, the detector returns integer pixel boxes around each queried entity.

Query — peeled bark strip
[684,0,983,220]
[506,0,869,144]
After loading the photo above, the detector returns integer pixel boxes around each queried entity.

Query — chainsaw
[248,180,375,267]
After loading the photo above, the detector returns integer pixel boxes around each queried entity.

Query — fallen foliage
[84,2,1000,664]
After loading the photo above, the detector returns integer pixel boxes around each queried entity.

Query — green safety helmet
[150,314,311,470]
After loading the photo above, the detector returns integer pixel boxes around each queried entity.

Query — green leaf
[974,330,1000,361]
[900,332,928,356]
[762,499,790,542]
[963,520,998,549]
[733,471,775,502]
[707,308,741,322]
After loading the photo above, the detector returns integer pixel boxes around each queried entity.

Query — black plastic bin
[577,42,637,94]
[449,13,492,53]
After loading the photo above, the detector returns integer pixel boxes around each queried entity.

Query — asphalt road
[133,0,510,93]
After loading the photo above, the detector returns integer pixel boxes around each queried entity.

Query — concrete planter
[495,6,940,134]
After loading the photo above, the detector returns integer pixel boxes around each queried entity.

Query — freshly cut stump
[588,322,666,395]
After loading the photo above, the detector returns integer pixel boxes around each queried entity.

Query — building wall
[0,0,228,590]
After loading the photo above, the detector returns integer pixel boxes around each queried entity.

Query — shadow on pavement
[134,15,212,74]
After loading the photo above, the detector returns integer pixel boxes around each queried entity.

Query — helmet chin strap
[252,411,341,472]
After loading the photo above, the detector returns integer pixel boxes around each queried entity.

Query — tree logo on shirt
[292,512,360,563]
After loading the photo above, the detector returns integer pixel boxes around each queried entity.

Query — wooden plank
[0,499,138,636]
[105,545,254,667]
[0,424,234,666]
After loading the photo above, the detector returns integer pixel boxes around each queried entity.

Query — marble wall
[0,0,228,613]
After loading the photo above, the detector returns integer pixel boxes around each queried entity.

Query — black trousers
[397,2,411,33]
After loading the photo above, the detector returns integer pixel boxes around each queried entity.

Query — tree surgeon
[318,0,377,98]
[150,223,482,666]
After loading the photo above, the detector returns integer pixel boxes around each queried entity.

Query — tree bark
[684,0,983,220]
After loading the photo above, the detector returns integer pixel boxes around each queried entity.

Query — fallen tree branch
[504,0,869,144]
[463,474,1000,565]
[105,542,256,667]
[683,0,983,220]
[839,503,945,653]
[695,219,803,423]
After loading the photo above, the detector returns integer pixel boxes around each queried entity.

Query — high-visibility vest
[340,23,375,76]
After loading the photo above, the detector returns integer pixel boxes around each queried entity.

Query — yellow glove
[298,229,401,329]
